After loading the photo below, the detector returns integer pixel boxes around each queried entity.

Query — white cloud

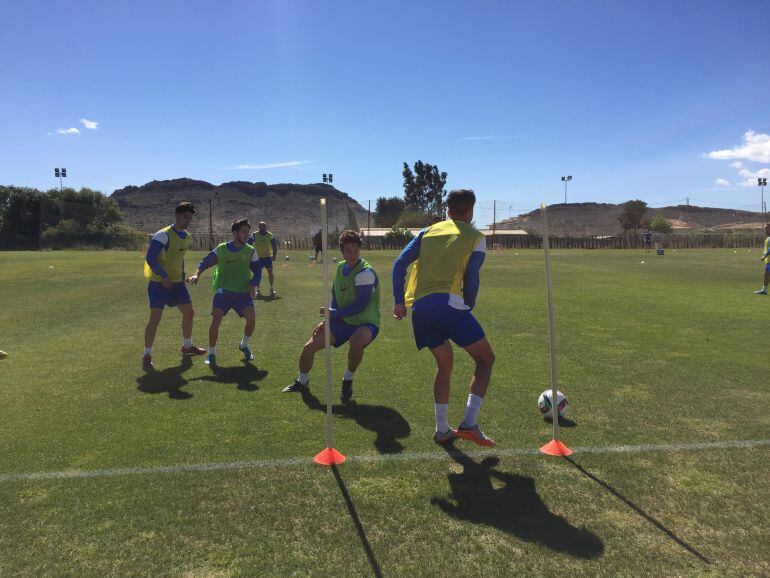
[225,160,312,170]
[460,135,519,141]
[705,130,770,163]
[80,118,98,130]
[715,178,731,187]
[56,127,80,135]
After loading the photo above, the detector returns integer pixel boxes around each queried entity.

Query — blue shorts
[411,305,485,350]
[212,290,254,317]
[148,281,191,309]
[330,318,379,348]
[764,263,770,273]
[258,257,273,271]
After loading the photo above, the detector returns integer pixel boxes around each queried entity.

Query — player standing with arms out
[283,230,380,403]
[187,218,260,366]
[143,202,206,370]
[392,189,496,447]
[249,221,278,297]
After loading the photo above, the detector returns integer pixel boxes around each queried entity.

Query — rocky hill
[495,202,764,236]
[110,179,368,237]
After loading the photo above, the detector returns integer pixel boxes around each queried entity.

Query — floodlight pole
[760,178,767,225]
[561,175,572,205]
[54,168,67,221]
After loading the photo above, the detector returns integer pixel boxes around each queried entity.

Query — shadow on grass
[299,388,411,454]
[330,465,383,578]
[565,456,710,564]
[136,357,194,400]
[432,445,604,559]
[255,294,282,302]
[192,361,268,392]
[543,416,578,428]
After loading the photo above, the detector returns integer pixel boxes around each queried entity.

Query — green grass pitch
[1,248,769,575]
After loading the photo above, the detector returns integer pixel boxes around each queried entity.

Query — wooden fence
[187,232,766,252]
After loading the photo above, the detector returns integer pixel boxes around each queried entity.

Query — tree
[402,161,448,218]
[618,199,648,232]
[649,214,673,233]
[374,196,405,227]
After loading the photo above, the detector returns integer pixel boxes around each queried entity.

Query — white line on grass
[1,439,768,483]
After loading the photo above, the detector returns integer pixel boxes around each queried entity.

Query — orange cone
[314,447,346,466]
[539,438,572,456]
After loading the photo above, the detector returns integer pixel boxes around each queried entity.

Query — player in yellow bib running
[283,230,380,403]
[248,221,278,297]
[142,202,206,370]
[392,189,496,447]
[187,218,260,366]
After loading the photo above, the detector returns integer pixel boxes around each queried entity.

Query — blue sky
[1,0,769,222]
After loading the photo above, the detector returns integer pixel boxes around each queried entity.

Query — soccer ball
[332,257,337,262]
[285,255,290,261]
[538,389,568,419]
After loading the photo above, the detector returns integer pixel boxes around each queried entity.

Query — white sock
[143,347,152,356]
[208,346,216,355]
[270,285,274,291]
[462,394,484,428]
[434,403,449,433]
[764,285,768,291]
[298,372,310,385]
[343,368,355,381]
[183,338,192,348]
[241,335,251,348]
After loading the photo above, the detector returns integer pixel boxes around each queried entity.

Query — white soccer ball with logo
[538,389,568,419]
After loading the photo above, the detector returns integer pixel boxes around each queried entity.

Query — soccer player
[142,201,206,370]
[283,230,380,402]
[248,221,278,296]
[392,189,496,447]
[313,228,323,262]
[754,223,770,294]
[643,229,653,253]
[187,218,260,366]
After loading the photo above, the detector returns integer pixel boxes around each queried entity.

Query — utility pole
[209,198,213,250]
[492,200,497,247]
[367,200,371,249]
[685,197,689,222]
[760,178,767,224]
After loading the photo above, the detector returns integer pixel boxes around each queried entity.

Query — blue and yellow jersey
[249,231,277,259]
[392,219,486,310]
[144,226,191,282]
[764,237,770,265]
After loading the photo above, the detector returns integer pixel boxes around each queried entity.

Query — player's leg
[283,322,336,392]
[456,337,496,447]
[267,265,276,296]
[340,325,375,402]
[143,307,163,370]
[755,266,769,294]
[177,302,205,356]
[429,341,456,443]
[239,305,256,361]
[206,308,225,365]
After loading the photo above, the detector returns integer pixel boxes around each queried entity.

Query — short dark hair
[446,189,476,214]
[175,201,195,215]
[231,218,251,232]
[338,229,362,248]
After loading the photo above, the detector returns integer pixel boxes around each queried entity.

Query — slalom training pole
[314,198,346,466]
[539,202,572,457]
